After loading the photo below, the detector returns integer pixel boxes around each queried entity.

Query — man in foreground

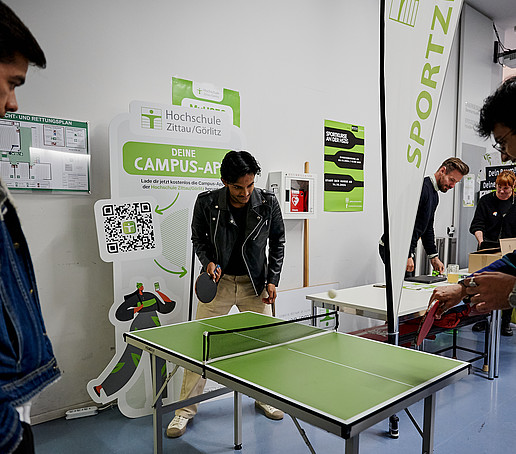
[0,2,61,453]
[167,150,286,438]
[431,76,516,316]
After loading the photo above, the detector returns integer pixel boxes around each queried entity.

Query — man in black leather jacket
[167,150,286,438]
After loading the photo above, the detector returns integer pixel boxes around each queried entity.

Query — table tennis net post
[201,311,339,377]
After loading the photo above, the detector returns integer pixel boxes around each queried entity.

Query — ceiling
[465,0,516,32]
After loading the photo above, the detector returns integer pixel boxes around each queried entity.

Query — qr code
[101,201,156,255]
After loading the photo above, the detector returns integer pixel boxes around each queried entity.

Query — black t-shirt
[224,203,248,276]
[470,192,516,243]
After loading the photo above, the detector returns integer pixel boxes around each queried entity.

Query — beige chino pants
[176,274,272,419]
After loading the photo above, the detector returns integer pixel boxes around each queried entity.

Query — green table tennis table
[124,311,470,453]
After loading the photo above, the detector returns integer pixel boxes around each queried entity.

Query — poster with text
[1,113,89,192]
[324,120,364,211]
[87,80,243,418]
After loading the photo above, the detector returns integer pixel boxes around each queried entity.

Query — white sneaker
[255,401,284,420]
[166,415,190,438]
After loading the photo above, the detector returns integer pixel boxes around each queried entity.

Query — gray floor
[33,326,516,453]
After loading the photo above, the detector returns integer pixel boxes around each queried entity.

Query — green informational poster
[324,120,364,211]
[1,112,89,192]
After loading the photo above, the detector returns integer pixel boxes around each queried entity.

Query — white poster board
[88,81,244,417]
[1,112,90,192]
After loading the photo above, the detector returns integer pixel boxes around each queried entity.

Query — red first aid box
[290,189,307,212]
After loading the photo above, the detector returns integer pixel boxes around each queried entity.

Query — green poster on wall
[1,112,90,192]
[172,77,240,128]
[324,119,364,212]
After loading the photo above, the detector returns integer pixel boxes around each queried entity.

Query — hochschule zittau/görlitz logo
[141,107,163,130]
[389,0,419,27]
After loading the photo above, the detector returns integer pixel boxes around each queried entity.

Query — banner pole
[379,0,398,346]
[303,161,310,288]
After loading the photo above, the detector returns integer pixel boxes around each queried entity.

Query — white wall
[5,0,466,421]
[429,35,460,240]
[503,22,516,79]
[453,5,505,267]
[503,20,516,49]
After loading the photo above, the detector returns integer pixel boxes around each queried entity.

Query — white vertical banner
[384,0,463,319]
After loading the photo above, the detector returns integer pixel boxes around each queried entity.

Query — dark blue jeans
[13,423,34,454]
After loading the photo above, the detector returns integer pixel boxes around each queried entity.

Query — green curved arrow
[154,259,187,277]
[155,193,179,215]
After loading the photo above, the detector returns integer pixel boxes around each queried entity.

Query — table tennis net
[202,311,339,370]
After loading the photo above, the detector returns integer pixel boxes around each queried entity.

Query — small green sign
[324,120,365,212]
[172,77,241,128]
[122,142,228,178]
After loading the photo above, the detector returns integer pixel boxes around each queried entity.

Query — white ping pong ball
[328,289,337,299]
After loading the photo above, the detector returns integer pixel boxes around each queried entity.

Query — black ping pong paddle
[415,300,439,347]
[195,271,218,303]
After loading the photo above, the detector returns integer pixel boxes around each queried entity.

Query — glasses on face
[492,129,513,153]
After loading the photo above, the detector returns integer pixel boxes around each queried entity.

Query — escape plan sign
[384,0,463,318]
[324,120,365,211]
[0,112,89,192]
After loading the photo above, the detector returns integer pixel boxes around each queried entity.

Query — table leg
[234,391,242,450]
[151,355,163,454]
[483,317,490,372]
[422,393,435,454]
[494,310,501,378]
[488,310,500,380]
[452,329,457,359]
[345,435,359,453]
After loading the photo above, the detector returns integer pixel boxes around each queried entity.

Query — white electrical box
[267,172,316,219]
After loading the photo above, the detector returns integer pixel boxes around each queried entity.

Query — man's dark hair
[220,150,261,183]
[440,157,469,176]
[0,1,46,67]
[476,76,516,138]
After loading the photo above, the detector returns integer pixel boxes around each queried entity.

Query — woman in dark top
[470,170,516,335]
